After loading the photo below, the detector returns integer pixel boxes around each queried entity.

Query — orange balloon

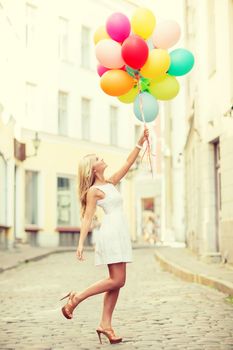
[100,70,134,96]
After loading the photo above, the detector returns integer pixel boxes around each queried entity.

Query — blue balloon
[168,48,194,76]
[133,92,159,123]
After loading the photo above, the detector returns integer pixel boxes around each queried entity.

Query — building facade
[0,0,161,249]
[153,0,233,262]
[0,113,15,249]
[183,0,233,264]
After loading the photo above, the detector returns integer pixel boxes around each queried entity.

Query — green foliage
[224,295,233,305]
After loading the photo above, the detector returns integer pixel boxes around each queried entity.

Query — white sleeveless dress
[93,183,133,266]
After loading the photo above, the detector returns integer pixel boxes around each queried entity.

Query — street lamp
[26,132,41,158]
[224,105,233,118]
[32,132,41,156]
[14,132,41,161]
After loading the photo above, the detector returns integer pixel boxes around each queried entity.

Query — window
[57,176,78,226]
[58,91,68,136]
[81,26,91,68]
[25,170,38,225]
[142,198,155,212]
[25,82,37,121]
[25,3,37,48]
[186,0,196,39]
[81,97,91,140]
[0,157,6,225]
[58,17,69,61]
[207,0,216,77]
[110,106,118,146]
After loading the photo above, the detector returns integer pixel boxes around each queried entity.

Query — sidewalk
[154,245,233,296]
[0,245,76,273]
[0,242,153,273]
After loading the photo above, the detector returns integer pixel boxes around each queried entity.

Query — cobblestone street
[0,248,232,350]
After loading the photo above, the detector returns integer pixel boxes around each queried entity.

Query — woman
[60,127,149,344]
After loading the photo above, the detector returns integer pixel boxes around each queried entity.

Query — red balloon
[121,35,149,69]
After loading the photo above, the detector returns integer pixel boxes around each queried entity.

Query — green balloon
[168,48,194,76]
[118,85,138,103]
[149,74,180,100]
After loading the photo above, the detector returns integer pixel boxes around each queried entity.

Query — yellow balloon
[131,8,156,39]
[118,85,138,103]
[140,49,170,79]
[149,74,180,100]
[151,74,167,83]
[94,26,110,45]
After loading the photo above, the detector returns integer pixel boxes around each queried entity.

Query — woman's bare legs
[99,263,126,329]
[71,262,126,312]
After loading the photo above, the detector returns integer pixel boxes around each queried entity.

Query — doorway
[141,197,158,244]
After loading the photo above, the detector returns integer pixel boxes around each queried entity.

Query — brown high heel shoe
[60,291,77,319]
[96,327,122,344]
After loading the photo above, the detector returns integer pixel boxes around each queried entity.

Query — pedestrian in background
[60,128,149,344]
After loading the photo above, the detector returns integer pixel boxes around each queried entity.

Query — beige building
[0,0,160,249]
[0,113,15,249]
[143,0,187,246]
[183,0,233,264]
[156,0,233,262]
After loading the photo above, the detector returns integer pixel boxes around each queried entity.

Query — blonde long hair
[78,154,97,218]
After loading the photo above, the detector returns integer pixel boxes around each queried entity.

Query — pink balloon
[106,12,131,42]
[97,64,126,77]
[152,20,181,49]
[97,64,110,77]
[95,39,125,69]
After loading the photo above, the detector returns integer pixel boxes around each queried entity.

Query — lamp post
[26,132,41,158]
[224,104,233,118]
[14,132,41,161]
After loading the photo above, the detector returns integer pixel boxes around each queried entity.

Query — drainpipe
[0,151,8,249]
[0,151,7,224]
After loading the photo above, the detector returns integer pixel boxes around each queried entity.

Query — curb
[154,250,233,296]
[0,247,89,273]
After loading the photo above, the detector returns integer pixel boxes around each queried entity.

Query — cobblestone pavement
[0,248,232,350]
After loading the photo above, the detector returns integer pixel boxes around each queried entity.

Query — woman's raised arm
[108,128,149,185]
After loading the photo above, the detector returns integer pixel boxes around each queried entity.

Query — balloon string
[136,74,154,177]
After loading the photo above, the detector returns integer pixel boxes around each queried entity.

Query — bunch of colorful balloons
[94,8,194,123]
